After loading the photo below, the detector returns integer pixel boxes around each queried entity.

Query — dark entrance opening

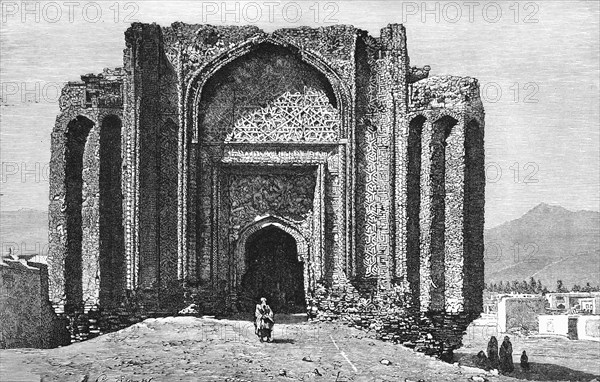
[568,317,578,340]
[240,226,305,314]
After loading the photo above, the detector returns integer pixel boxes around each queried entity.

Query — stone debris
[460,365,488,374]
[469,376,489,382]
[178,304,200,315]
[380,358,392,365]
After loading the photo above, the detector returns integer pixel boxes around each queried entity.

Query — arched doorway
[64,115,94,311]
[240,226,306,314]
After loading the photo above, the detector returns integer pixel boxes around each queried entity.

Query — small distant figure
[487,336,499,369]
[254,297,274,342]
[520,350,529,371]
[499,336,514,373]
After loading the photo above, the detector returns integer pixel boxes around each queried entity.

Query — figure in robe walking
[255,297,274,342]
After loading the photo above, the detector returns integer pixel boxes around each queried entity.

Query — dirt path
[0,316,596,382]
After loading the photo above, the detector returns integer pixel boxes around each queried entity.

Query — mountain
[484,203,600,289]
[0,209,48,257]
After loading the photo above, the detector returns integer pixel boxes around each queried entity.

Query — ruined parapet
[58,69,124,111]
[0,257,69,348]
[410,75,482,112]
[48,70,125,313]
[408,65,431,83]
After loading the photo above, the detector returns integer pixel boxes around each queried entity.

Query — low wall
[0,258,69,348]
[57,306,171,343]
[538,315,569,337]
[577,315,600,341]
[497,297,546,332]
[538,314,600,341]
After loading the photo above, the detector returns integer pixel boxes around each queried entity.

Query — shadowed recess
[64,116,94,312]
[99,115,125,307]
[240,226,305,314]
[407,115,426,309]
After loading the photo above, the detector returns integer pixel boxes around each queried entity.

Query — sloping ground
[461,321,600,381]
[0,316,503,382]
[2,316,598,382]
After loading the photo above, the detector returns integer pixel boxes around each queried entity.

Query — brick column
[444,118,465,313]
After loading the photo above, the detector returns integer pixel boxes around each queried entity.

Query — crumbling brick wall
[48,70,125,312]
[0,258,68,348]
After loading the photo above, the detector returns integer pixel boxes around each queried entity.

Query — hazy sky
[1,1,598,228]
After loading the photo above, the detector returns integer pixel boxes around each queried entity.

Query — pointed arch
[233,216,311,305]
[184,36,351,140]
[64,115,94,311]
[234,216,309,266]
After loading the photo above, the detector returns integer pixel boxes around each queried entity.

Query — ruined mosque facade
[48,23,485,351]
